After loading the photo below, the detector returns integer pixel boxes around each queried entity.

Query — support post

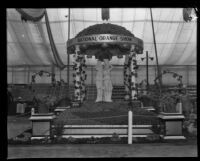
[128,109,133,144]
[186,66,189,86]
[146,51,149,90]
[150,8,162,89]
[12,66,14,84]
[91,66,93,85]
[67,8,71,97]
[27,66,30,84]
[59,68,61,80]
[51,65,55,83]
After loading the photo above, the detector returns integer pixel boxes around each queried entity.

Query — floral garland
[80,56,87,102]
[16,9,45,22]
[123,58,129,96]
[154,69,183,91]
[124,55,131,98]
[124,46,139,101]
[129,46,138,100]
[72,46,87,102]
[31,70,56,85]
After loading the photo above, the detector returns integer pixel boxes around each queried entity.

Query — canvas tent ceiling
[7,8,197,67]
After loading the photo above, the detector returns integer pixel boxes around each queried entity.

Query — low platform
[54,106,71,115]
[31,124,153,139]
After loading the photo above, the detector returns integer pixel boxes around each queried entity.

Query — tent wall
[7,65,196,86]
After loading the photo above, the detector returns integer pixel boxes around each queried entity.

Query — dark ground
[7,101,197,158]
[8,142,197,158]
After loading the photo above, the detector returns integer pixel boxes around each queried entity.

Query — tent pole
[67,8,71,97]
[150,8,162,91]
[27,66,30,84]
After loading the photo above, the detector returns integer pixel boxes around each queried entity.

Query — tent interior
[6,8,198,147]
[7,8,196,89]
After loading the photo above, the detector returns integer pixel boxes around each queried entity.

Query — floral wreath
[31,70,57,86]
[154,69,183,91]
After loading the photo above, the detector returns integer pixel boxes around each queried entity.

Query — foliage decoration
[154,70,183,92]
[75,23,134,38]
[31,70,56,85]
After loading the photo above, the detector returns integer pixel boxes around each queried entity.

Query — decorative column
[95,60,103,102]
[80,55,87,102]
[129,45,138,102]
[124,55,130,100]
[73,45,82,102]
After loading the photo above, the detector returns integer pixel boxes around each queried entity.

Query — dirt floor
[8,142,197,158]
[7,106,197,158]
[7,116,31,139]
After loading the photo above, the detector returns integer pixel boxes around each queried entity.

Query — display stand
[29,113,56,139]
[158,112,185,139]
[54,106,70,115]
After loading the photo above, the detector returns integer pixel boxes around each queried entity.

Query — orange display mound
[54,101,158,125]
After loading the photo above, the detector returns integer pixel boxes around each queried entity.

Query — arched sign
[67,34,143,54]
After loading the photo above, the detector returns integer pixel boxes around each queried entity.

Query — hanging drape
[9,8,197,66]
[16,8,46,22]
[44,10,66,69]
[15,8,66,69]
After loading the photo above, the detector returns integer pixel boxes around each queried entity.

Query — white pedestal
[29,113,56,139]
[54,106,70,115]
[158,112,185,140]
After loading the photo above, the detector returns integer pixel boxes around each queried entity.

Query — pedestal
[29,113,56,139]
[54,106,70,115]
[158,112,185,139]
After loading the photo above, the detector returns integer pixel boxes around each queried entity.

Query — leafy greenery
[8,135,162,145]
[51,121,65,140]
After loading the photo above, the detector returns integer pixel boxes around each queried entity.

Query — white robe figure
[103,59,113,102]
[95,60,103,102]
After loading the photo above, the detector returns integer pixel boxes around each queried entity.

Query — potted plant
[51,121,64,142]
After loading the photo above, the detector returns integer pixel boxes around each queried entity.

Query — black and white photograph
[7,7,197,158]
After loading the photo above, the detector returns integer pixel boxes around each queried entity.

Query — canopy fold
[7,8,197,66]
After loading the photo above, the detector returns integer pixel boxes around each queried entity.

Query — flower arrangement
[68,23,143,56]
[31,70,56,85]
[75,23,134,38]
[154,70,183,92]
[72,49,87,102]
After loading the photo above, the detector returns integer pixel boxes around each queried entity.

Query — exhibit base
[158,112,186,140]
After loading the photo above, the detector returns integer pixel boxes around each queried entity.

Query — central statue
[95,59,113,102]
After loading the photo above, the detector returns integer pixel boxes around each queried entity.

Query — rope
[132,114,158,118]
[58,114,158,121]
[15,111,158,119]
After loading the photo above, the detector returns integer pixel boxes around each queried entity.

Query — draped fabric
[16,8,46,22]
[44,11,66,69]
[14,8,66,69]
[7,8,197,67]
